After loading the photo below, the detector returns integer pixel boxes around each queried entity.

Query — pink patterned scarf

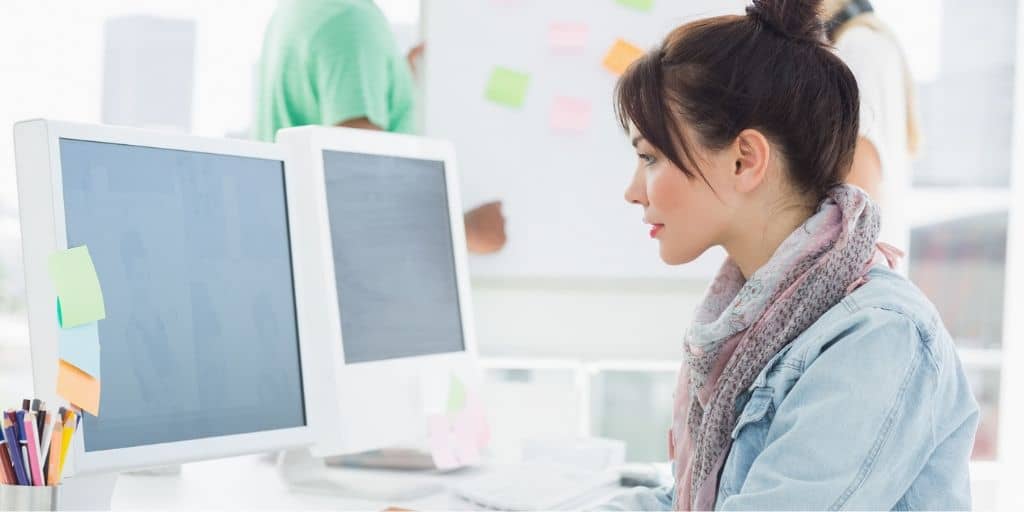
[669,185,900,510]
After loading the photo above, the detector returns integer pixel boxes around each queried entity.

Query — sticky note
[427,414,459,470]
[551,96,592,133]
[446,374,466,414]
[616,0,654,11]
[59,322,100,379]
[453,417,483,467]
[603,39,645,76]
[57,360,100,416]
[48,246,106,328]
[549,22,588,52]
[485,67,530,108]
[464,396,491,449]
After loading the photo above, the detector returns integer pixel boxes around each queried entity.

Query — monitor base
[277,448,443,501]
[324,448,436,471]
[57,471,118,511]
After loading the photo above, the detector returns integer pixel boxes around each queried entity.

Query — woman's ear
[733,129,771,194]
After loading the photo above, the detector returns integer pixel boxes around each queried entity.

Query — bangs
[613,47,710,186]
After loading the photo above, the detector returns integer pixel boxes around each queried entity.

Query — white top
[834,26,913,255]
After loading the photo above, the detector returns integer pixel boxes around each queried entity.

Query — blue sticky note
[59,322,100,379]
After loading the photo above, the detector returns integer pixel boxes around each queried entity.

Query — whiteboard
[424,0,745,279]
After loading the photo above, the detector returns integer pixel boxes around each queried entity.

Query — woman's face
[624,124,736,265]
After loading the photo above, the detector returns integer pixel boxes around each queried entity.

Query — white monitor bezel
[13,119,322,475]
[276,126,481,456]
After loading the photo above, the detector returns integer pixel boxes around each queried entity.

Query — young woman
[599,0,978,510]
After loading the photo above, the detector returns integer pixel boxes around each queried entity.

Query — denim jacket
[599,265,980,510]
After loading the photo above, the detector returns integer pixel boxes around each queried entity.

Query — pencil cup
[0,484,60,511]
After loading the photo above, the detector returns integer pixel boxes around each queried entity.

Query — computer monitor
[277,126,481,458]
[13,120,330,476]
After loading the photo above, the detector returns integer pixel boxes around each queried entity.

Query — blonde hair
[824,1,922,155]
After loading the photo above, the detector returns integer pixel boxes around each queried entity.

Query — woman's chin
[660,245,706,266]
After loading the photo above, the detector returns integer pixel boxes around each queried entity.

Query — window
[896,0,1019,464]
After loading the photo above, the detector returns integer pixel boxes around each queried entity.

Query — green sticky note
[48,246,106,328]
[616,0,654,11]
[447,374,467,414]
[485,67,530,108]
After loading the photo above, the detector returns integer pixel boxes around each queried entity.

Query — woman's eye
[638,153,655,165]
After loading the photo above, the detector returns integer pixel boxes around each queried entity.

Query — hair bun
[746,0,825,43]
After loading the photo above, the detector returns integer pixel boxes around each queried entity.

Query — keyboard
[450,462,619,511]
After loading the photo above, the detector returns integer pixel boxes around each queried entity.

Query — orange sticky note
[57,360,100,416]
[603,39,645,76]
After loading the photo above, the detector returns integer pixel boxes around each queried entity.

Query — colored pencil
[47,419,62,485]
[23,413,43,485]
[3,419,28,485]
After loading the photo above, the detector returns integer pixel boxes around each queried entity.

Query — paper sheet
[428,389,491,469]
[485,67,531,108]
[549,22,588,52]
[58,322,101,379]
[446,374,466,413]
[616,0,654,11]
[602,39,645,76]
[48,246,106,328]
[427,413,460,470]
[57,360,100,416]
[551,96,592,133]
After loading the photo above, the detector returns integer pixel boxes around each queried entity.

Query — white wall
[471,278,705,361]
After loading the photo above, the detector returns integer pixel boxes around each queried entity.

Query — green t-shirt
[253,0,416,142]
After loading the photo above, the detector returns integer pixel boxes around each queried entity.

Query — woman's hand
[464,201,507,254]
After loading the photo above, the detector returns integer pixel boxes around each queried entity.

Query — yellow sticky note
[57,360,100,416]
[48,246,106,328]
[603,39,645,76]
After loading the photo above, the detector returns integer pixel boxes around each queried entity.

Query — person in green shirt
[254,0,506,254]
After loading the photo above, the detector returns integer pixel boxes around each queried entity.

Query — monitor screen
[59,138,306,452]
[322,150,465,364]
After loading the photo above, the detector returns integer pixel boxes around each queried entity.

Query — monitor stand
[57,471,118,511]
[324,448,436,470]
[277,448,444,501]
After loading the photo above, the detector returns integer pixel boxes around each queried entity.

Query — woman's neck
[724,200,816,280]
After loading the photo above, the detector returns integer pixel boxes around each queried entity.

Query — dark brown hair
[615,0,860,200]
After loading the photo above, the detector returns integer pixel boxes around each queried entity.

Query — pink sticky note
[453,412,483,466]
[464,396,491,450]
[428,414,459,470]
[549,22,588,52]
[551,96,592,133]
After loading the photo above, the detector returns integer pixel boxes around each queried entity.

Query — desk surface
[111,454,626,510]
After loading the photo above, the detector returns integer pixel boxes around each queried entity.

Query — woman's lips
[649,224,664,238]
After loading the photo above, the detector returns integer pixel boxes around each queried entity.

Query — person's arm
[406,42,425,78]
[846,136,882,199]
[834,27,904,203]
[336,117,381,130]
[311,5,396,130]
[718,311,975,510]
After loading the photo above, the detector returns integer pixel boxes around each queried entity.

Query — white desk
[110,454,627,510]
